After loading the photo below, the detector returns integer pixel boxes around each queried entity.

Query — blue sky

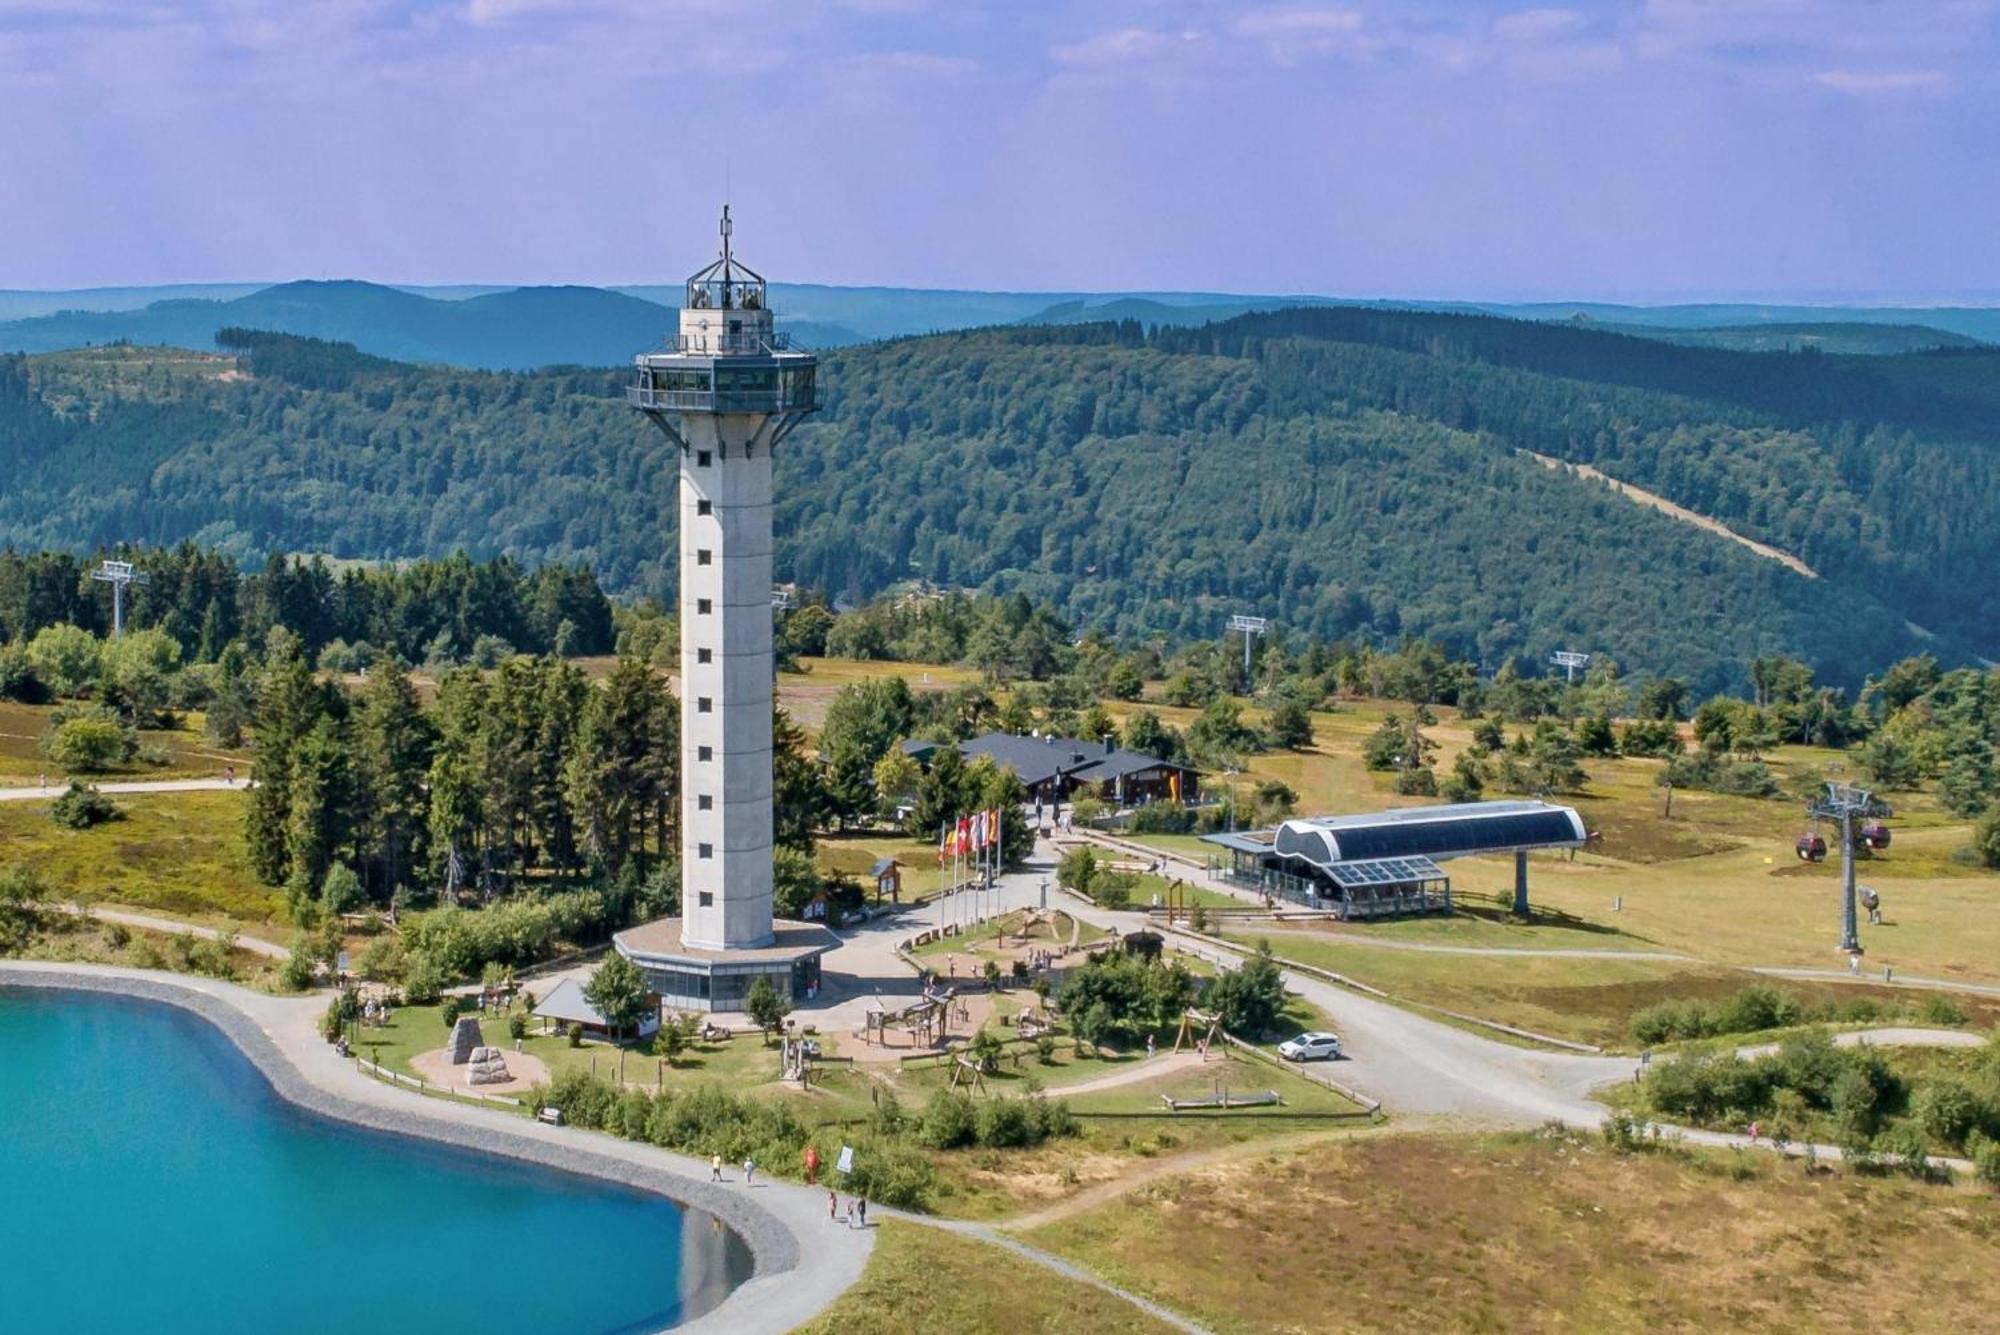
[3,0,1996,299]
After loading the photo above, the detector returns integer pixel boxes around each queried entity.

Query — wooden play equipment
[863,989,955,1050]
[1173,1008,1222,1058]
[948,1053,990,1095]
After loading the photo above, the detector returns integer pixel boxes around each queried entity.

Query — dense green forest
[4,307,1999,692]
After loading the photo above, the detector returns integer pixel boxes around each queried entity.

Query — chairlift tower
[1229,614,1268,692]
[91,559,149,638]
[1810,781,1876,956]
[1551,650,1591,684]
[615,207,836,1014]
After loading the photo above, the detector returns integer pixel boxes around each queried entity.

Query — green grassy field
[794,1219,1174,1335]
[0,789,284,930]
[1025,1129,2000,1334]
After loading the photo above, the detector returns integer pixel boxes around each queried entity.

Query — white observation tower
[614,207,834,1012]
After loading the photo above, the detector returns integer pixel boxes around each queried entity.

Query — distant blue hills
[0,278,1990,371]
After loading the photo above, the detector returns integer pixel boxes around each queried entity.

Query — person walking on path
[711,1154,723,1182]
[858,1197,868,1229]
[742,1157,755,1186]
[828,1189,838,1223]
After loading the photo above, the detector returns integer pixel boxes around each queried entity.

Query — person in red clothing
[804,1144,820,1185]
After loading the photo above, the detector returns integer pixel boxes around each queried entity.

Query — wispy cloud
[1049,26,1198,68]
[1814,67,1951,94]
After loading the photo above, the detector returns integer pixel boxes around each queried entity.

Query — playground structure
[1172,1008,1224,1059]
[860,986,958,1051]
[948,1053,990,1095]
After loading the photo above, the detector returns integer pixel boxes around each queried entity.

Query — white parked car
[1278,1031,1342,1062]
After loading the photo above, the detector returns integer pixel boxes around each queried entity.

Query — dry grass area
[1231,925,2000,1048]
[0,701,249,784]
[779,656,983,734]
[794,1219,1175,1335]
[0,789,283,930]
[1026,1130,2000,1334]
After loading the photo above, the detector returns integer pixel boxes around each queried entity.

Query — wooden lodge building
[902,731,1202,808]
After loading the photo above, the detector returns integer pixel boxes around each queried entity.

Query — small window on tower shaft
[698,794,713,811]
[697,499,712,516]
[697,450,711,467]
[698,891,713,908]
[698,745,712,761]
[697,549,712,566]
[698,843,713,859]
[697,697,712,714]
[697,598,712,614]
[697,648,712,664]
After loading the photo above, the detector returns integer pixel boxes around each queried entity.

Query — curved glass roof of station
[1205,800,1587,866]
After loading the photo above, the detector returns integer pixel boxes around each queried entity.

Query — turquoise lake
[0,987,750,1333]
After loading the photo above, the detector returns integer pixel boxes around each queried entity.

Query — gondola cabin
[1859,822,1891,851]
[1795,833,1828,863]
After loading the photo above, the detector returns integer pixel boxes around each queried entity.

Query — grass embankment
[7,912,279,988]
[1026,1130,2000,1334]
[794,1219,1175,1335]
[0,789,283,930]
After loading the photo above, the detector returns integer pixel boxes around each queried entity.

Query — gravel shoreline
[0,964,867,1333]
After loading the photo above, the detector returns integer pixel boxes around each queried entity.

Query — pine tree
[352,655,432,902]
[284,714,353,905]
[245,627,321,886]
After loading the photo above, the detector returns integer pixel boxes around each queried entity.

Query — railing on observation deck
[626,384,815,414]
[669,329,796,355]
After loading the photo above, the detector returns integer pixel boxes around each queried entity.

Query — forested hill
[3,310,1998,693]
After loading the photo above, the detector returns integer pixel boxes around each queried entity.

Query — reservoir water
[0,986,750,1333]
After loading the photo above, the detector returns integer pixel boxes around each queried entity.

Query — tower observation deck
[616,208,834,1011]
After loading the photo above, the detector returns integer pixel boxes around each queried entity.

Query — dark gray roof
[1274,801,1587,864]
[532,978,612,1027]
[945,731,1197,789]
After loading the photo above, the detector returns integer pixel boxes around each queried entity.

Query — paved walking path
[1733,1025,1988,1061]
[52,902,290,959]
[0,776,242,802]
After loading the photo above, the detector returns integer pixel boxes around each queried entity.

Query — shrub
[439,996,464,1030]
[39,706,137,772]
[1093,877,1133,911]
[1971,1133,2000,1188]
[976,1096,1038,1148]
[1912,1079,1982,1150]
[134,743,173,768]
[1922,994,1968,1027]
[567,1022,585,1047]
[1129,803,1196,835]
[918,1089,978,1150]
[281,949,318,992]
[103,921,130,949]
[49,780,120,829]
[507,1012,529,1041]
[358,937,407,983]
[1036,1034,1056,1064]
[401,951,445,1004]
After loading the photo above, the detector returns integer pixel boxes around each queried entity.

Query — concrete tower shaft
[676,411,777,950]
